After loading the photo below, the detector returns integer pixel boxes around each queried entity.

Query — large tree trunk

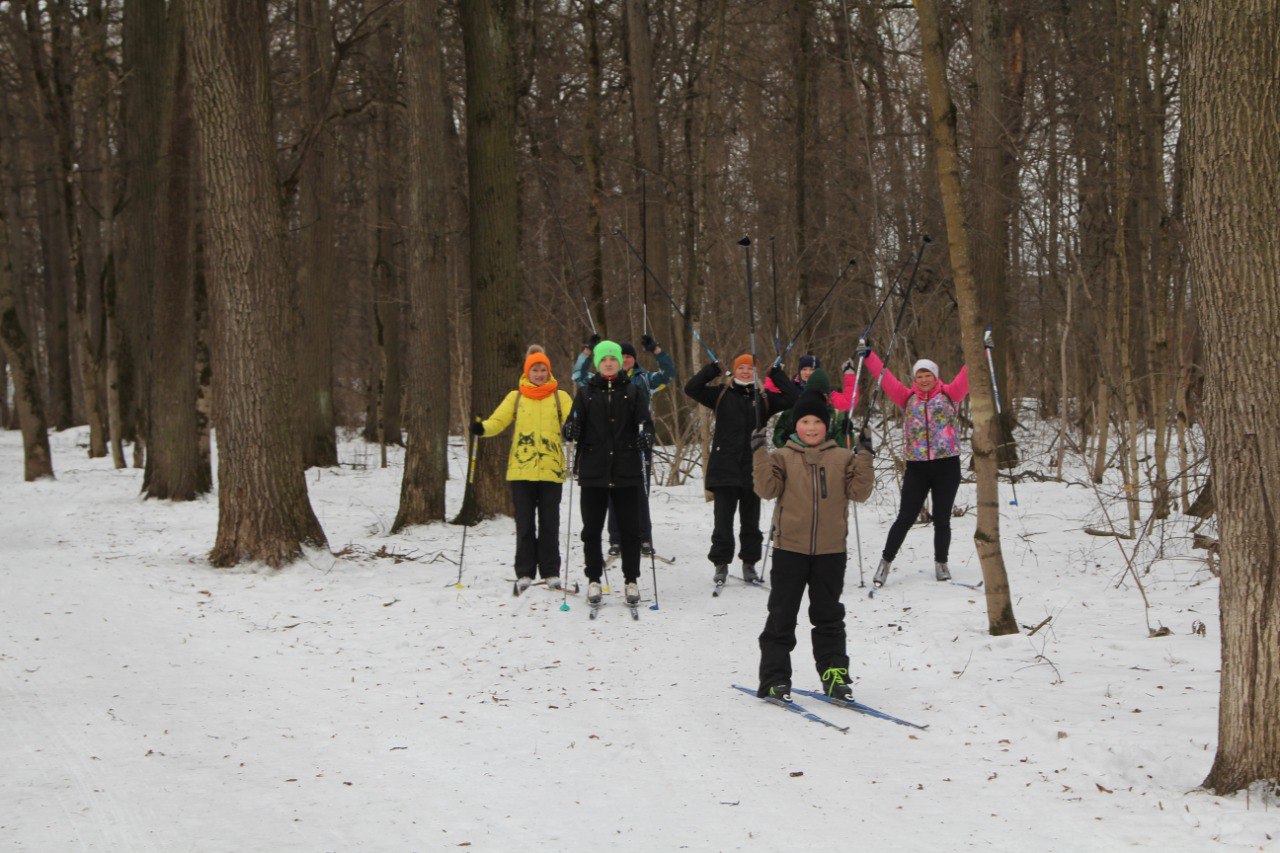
[0,191,54,480]
[1184,0,1280,795]
[393,0,451,531]
[914,0,1018,637]
[295,0,338,468]
[189,0,328,567]
[144,2,204,501]
[457,0,522,521]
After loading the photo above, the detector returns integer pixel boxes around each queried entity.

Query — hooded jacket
[753,438,875,556]
[865,352,969,462]
[480,378,575,482]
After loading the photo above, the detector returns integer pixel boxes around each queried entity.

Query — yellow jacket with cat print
[479,379,575,483]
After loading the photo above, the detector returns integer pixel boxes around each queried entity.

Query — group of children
[470,333,971,703]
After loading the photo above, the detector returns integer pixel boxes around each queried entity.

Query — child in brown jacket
[751,387,875,703]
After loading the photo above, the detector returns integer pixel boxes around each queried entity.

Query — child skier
[562,340,654,607]
[470,345,575,594]
[864,351,969,586]
[685,354,798,585]
[770,369,851,448]
[752,386,875,702]
[572,332,676,558]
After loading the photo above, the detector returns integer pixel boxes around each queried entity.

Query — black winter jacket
[684,362,798,490]
[567,373,653,489]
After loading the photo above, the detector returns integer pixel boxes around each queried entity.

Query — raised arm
[941,365,969,401]
[571,350,591,388]
[829,370,860,412]
[763,364,800,415]
[683,361,724,409]
[863,351,912,409]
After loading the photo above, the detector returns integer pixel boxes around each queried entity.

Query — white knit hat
[912,359,940,378]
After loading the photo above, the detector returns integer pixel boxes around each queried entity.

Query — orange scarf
[519,376,559,400]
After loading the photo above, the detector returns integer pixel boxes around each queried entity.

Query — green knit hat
[805,367,832,396]
[593,340,624,370]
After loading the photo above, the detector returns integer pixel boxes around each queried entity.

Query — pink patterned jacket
[865,352,968,462]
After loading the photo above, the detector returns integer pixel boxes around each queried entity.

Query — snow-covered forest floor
[3,425,1277,851]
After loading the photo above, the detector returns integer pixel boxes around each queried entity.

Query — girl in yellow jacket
[470,345,574,594]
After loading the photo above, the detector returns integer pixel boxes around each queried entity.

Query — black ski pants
[758,549,850,689]
[607,485,653,545]
[580,485,641,582]
[511,481,563,580]
[709,487,762,567]
[881,455,962,564]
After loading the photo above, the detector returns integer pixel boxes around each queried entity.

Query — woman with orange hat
[470,345,575,595]
[685,354,798,587]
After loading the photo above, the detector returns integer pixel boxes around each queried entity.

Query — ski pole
[774,257,857,370]
[641,175,649,336]
[769,236,783,357]
[985,325,1020,507]
[640,423,660,611]
[450,426,480,588]
[560,441,574,611]
[859,236,930,435]
[739,236,766,427]
[613,227,719,364]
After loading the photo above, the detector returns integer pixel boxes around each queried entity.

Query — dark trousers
[511,481,563,579]
[882,455,962,564]
[709,487,762,566]
[607,485,653,544]
[758,550,849,688]
[580,485,641,581]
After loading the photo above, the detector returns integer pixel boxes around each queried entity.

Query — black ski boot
[640,541,655,557]
[713,564,729,585]
[741,562,761,584]
[607,544,621,560]
[821,666,854,702]
[758,682,792,702]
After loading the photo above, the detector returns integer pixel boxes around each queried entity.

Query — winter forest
[1,0,1278,849]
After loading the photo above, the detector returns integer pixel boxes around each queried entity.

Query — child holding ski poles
[470,345,575,594]
[562,340,654,607]
[572,332,677,558]
[685,354,798,585]
[864,350,969,586]
[752,385,875,702]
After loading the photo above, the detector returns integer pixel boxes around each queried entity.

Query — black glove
[639,426,655,452]
[641,333,658,353]
[584,333,601,352]
[750,429,768,452]
[469,418,485,436]
[858,427,875,455]
[703,361,723,377]
[862,342,874,359]
[562,417,581,443]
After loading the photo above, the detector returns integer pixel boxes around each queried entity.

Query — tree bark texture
[189,0,327,567]
[458,0,522,521]
[915,0,1018,636]
[1184,0,1280,795]
[144,3,205,501]
[393,0,451,531]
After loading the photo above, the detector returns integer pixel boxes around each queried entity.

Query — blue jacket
[573,347,677,405]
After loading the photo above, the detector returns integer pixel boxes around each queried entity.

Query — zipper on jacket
[819,466,828,499]
[810,464,820,554]
[924,397,933,460]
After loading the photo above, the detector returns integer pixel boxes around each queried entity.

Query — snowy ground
[2,427,1277,852]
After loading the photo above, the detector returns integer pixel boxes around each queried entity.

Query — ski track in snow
[1,429,1276,851]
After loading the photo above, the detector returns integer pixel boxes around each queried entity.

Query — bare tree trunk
[457,0,522,521]
[295,0,338,468]
[189,0,328,567]
[1185,0,1280,795]
[581,0,608,339]
[393,0,451,530]
[0,192,54,480]
[144,1,203,501]
[915,0,1018,636]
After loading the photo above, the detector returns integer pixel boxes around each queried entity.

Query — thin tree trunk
[915,0,1018,637]
[189,0,328,567]
[581,0,608,338]
[393,0,451,530]
[1185,0,1280,795]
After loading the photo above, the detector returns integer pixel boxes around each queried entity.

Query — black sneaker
[821,666,854,702]
[741,562,760,583]
[759,682,792,702]
[607,545,621,559]
[640,542,655,557]
[713,564,728,584]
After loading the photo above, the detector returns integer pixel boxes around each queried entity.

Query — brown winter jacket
[753,438,874,556]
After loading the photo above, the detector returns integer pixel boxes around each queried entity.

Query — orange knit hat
[523,344,551,378]
[733,353,756,371]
